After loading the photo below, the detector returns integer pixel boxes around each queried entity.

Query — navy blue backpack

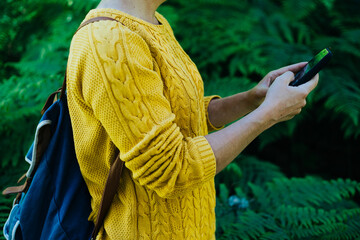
[2,17,124,240]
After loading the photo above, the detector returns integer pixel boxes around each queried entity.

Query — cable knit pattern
[67,8,218,239]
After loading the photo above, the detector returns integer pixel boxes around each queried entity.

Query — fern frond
[321,216,360,240]
[275,205,360,228]
[204,77,255,97]
[260,177,360,209]
[237,156,285,190]
[219,210,289,240]
[316,69,360,138]
[282,0,318,20]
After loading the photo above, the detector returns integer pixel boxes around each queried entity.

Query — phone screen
[305,48,329,73]
[294,48,331,82]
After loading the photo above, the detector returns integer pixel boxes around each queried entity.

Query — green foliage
[215,156,360,239]
[0,0,98,167]
[1,0,359,167]
[1,0,360,239]
[164,0,360,143]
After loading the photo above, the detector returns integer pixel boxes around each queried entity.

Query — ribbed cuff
[192,136,217,179]
[204,95,224,132]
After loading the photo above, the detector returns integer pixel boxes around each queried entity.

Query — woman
[66,0,318,239]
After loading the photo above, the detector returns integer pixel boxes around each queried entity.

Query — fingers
[300,74,319,93]
[272,62,307,77]
[266,62,307,85]
[262,64,318,125]
[274,71,318,95]
[282,62,308,73]
[275,71,295,85]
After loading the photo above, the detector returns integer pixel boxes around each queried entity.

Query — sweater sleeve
[85,21,216,199]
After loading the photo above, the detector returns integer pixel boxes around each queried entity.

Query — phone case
[290,48,333,86]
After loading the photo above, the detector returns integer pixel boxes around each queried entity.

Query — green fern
[167,0,360,144]
[0,0,97,168]
[1,0,360,239]
[215,155,360,239]
[255,177,360,209]
[219,211,289,240]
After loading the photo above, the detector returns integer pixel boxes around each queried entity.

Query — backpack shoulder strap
[4,16,125,240]
[60,16,125,101]
[67,16,126,240]
[76,16,121,35]
[42,16,125,112]
[91,154,124,239]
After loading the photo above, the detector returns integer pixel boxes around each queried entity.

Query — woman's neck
[97,0,165,25]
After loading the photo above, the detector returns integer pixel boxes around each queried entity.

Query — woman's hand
[207,62,310,128]
[249,62,308,109]
[258,71,319,124]
[206,69,318,174]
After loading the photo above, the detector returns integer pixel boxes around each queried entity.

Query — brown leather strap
[2,178,31,196]
[91,153,124,239]
[3,123,52,196]
[76,16,121,35]
[3,17,125,239]
[2,184,26,196]
[69,17,126,239]
[17,173,27,183]
[41,88,62,115]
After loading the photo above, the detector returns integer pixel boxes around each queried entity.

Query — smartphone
[289,48,333,86]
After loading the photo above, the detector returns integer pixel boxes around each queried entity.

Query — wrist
[251,102,277,129]
[247,88,265,110]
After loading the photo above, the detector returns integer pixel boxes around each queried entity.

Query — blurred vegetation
[216,156,360,239]
[1,0,360,239]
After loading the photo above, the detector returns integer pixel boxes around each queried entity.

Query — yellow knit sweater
[67,8,219,239]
